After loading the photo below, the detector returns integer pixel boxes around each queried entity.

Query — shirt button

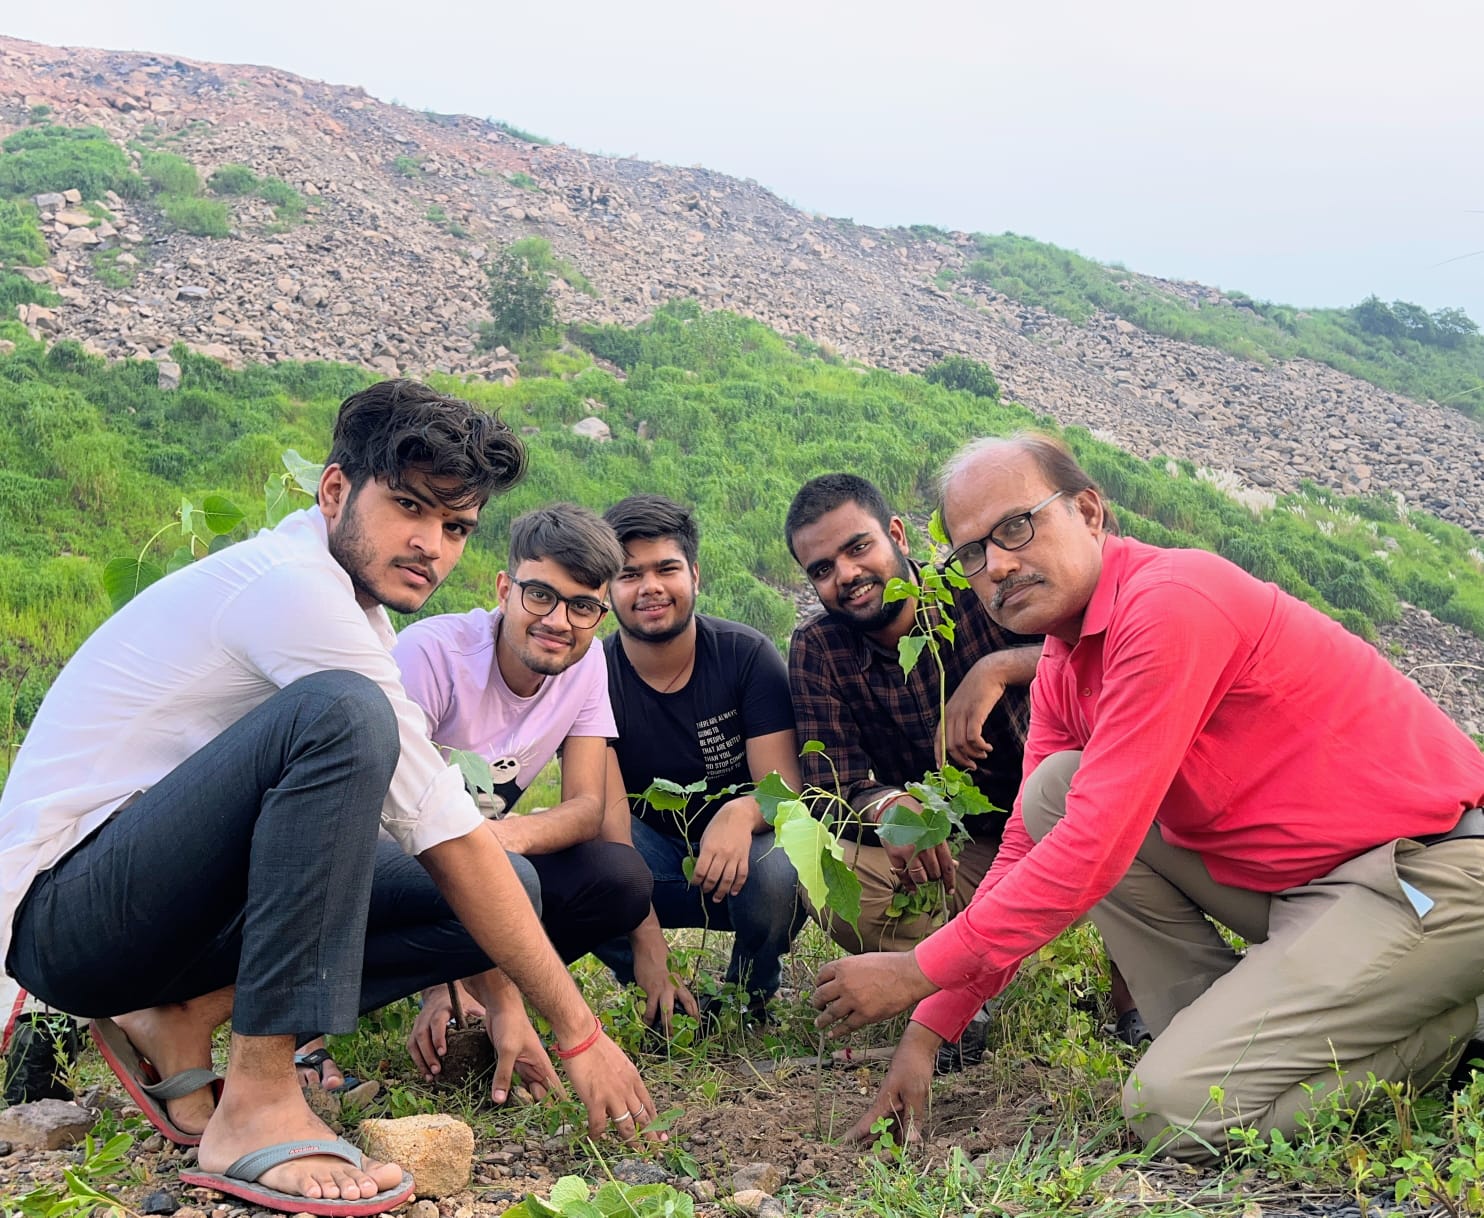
[1080,688,1091,696]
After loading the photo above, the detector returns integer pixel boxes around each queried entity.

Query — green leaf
[681,855,695,883]
[755,770,800,825]
[929,508,950,547]
[941,563,972,589]
[282,448,324,494]
[201,493,245,535]
[800,739,828,755]
[179,496,196,537]
[821,849,862,931]
[874,802,933,851]
[166,545,194,574]
[640,777,690,812]
[776,813,836,913]
[882,576,917,604]
[935,618,956,645]
[264,473,294,526]
[897,633,928,676]
[592,1182,631,1216]
[447,748,494,795]
[102,556,164,611]
[548,1177,592,1209]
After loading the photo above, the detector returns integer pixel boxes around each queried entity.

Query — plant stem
[446,981,465,1030]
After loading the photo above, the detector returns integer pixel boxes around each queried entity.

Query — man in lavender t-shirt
[303,504,651,1103]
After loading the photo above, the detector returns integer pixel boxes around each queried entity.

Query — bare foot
[114,995,228,1136]
[199,1090,403,1201]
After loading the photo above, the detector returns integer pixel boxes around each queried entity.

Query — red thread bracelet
[555,1014,604,1060]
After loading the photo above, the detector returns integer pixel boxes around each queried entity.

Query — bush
[391,155,424,178]
[483,245,556,347]
[255,178,303,211]
[923,354,1000,400]
[159,194,231,238]
[0,200,47,266]
[208,163,259,196]
[0,125,130,200]
[139,150,201,197]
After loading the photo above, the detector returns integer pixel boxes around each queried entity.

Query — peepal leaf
[282,448,325,495]
[755,770,801,825]
[547,1178,591,1209]
[102,556,163,611]
[897,633,928,677]
[639,776,698,813]
[264,473,293,526]
[875,801,952,852]
[447,748,494,796]
[775,806,841,915]
[821,849,862,931]
[201,494,245,535]
[882,576,915,604]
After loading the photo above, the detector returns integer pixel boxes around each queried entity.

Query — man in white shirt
[0,381,656,1216]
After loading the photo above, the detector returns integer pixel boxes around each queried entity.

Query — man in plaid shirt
[786,473,1144,1061]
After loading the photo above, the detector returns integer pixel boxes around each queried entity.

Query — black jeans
[527,840,652,964]
[7,672,506,1037]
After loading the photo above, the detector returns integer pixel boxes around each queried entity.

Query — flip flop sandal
[294,1048,378,1101]
[89,1017,222,1147]
[180,1137,414,1216]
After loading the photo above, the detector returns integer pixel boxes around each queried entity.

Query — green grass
[90,246,139,289]
[0,125,134,200]
[507,235,596,296]
[208,163,259,196]
[962,231,1484,416]
[492,120,553,146]
[4,300,1482,740]
[391,154,425,178]
[0,199,48,266]
[138,148,201,197]
[158,193,230,237]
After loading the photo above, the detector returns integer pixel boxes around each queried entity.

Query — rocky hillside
[2,36,1482,730]
[3,34,1481,538]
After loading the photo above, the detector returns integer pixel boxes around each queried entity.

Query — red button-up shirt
[913,535,1484,1041]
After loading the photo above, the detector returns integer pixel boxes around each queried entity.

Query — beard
[616,587,697,644]
[327,489,437,614]
[825,549,913,634]
[510,625,580,677]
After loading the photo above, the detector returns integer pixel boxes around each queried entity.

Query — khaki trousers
[814,833,999,955]
[1023,751,1484,1163]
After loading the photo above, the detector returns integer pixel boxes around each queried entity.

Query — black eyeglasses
[944,491,1065,578]
[511,578,609,629]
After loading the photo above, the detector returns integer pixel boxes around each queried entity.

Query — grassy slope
[3,301,1483,745]
[948,231,1484,417]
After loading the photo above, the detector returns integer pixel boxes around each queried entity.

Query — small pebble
[140,1190,180,1215]
[411,1201,438,1218]
[142,1134,166,1153]
[0,1139,12,1156]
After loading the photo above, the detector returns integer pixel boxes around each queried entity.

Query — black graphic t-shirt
[606,615,795,842]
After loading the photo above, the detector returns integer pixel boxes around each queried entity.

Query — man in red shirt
[812,433,1484,1162]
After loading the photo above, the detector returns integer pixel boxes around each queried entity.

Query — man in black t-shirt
[595,495,805,1031]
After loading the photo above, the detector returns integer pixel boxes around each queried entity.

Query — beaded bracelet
[555,1014,604,1061]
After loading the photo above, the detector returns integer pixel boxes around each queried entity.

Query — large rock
[0,1099,97,1149]
[571,416,611,443]
[358,1114,473,1198]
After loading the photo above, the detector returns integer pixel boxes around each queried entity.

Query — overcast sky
[8,1,1483,322]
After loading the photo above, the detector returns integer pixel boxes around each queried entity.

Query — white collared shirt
[0,507,482,973]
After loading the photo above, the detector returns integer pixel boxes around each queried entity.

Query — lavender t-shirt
[393,607,617,817]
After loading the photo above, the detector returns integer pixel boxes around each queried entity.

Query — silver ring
[612,1110,632,1122]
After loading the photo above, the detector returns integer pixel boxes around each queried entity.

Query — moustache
[991,574,1043,611]
[396,560,438,586]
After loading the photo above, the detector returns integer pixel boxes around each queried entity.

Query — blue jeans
[594,818,805,999]
[8,672,512,1037]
